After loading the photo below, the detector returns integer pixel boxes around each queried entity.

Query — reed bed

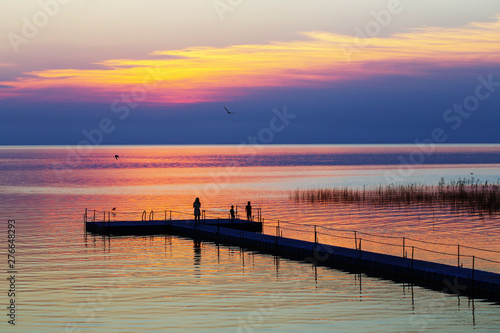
[291,178,500,214]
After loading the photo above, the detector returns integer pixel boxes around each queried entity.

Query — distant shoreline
[1,143,500,149]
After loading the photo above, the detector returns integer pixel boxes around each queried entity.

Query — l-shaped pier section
[85,218,500,302]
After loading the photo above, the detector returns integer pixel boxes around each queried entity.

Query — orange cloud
[1,17,500,104]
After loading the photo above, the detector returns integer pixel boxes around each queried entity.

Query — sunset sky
[1,0,500,144]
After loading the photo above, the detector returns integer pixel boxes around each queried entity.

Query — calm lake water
[1,144,500,332]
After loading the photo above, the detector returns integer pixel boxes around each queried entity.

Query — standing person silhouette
[229,205,235,222]
[245,201,252,221]
[193,197,201,223]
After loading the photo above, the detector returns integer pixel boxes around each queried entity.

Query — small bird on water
[224,107,236,114]
[115,155,119,160]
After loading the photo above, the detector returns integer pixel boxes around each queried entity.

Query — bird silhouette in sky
[224,107,236,114]
[112,207,116,211]
[115,155,119,160]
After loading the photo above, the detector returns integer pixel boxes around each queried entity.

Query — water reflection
[82,231,489,329]
[4,145,500,331]
[194,239,201,277]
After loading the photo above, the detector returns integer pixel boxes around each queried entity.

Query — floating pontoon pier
[85,218,262,235]
[84,208,500,302]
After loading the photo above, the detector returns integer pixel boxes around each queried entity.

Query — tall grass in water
[291,178,500,215]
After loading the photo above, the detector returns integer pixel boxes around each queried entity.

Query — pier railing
[84,207,499,273]
[262,218,500,274]
[84,207,262,224]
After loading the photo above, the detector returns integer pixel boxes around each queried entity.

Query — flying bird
[115,155,119,160]
[112,208,116,211]
[224,107,236,114]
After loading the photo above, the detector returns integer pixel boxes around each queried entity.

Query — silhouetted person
[115,155,119,160]
[245,201,252,221]
[193,197,201,223]
[229,205,235,222]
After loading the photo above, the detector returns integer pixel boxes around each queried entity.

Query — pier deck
[85,218,262,235]
[85,218,500,302]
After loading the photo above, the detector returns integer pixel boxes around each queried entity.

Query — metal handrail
[83,207,499,272]
[261,216,499,272]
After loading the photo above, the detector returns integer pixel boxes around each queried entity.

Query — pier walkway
[84,208,500,302]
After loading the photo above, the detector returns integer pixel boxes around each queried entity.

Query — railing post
[403,237,405,258]
[457,245,460,267]
[411,246,414,272]
[314,225,317,244]
[472,256,475,282]
[358,238,362,259]
[93,210,96,222]
[103,211,105,222]
[165,210,166,221]
[170,210,172,220]
[108,211,110,222]
[84,208,87,223]
[354,231,357,250]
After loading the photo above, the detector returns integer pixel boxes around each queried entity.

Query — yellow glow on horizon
[1,17,500,104]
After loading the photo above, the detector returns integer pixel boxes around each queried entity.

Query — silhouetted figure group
[192,198,253,222]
